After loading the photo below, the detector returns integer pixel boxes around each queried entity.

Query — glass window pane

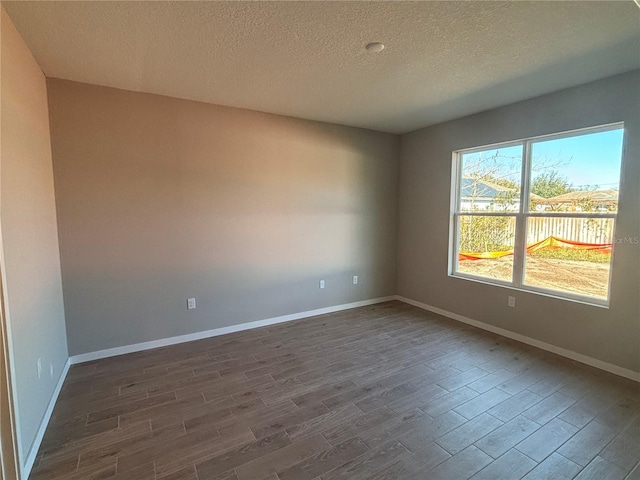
[460,145,522,212]
[529,128,624,213]
[456,215,516,283]
[524,217,614,300]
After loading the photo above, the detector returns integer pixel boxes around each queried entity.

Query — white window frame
[449,123,624,307]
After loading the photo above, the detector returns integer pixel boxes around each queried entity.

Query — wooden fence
[503,217,615,245]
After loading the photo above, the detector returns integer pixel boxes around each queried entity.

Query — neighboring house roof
[461,177,513,200]
[461,177,545,202]
[546,189,619,204]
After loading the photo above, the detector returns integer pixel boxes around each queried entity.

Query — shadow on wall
[391,36,640,135]
[62,266,387,355]
[48,79,399,356]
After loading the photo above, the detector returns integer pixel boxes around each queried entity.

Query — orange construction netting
[459,236,612,261]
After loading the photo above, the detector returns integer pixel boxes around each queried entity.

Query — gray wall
[0,7,69,463]
[47,79,399,356]
[397,70,640,373]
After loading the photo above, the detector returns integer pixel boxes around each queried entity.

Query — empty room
[1,1,639,479]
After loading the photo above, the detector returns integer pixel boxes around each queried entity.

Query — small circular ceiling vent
[365,42,385,53]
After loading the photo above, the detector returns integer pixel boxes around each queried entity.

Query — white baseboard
[22,357,71,479]
[70,296,396,365]
[395,295,640,383]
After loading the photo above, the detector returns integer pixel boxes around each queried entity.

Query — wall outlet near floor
[353,275,358,285]
[508,296,516,308]
[187,298,197,310]
[37,358,42,379]
[49,363,54,378]
[319,280,325,289]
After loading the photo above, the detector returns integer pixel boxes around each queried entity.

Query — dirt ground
[458,256,610,299]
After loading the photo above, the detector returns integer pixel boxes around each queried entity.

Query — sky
[532,128,624,190]
[462,127,625,191]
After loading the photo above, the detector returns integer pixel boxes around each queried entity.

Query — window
[450,124,624,306]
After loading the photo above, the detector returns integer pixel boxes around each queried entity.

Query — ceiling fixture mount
[365,42,385,53]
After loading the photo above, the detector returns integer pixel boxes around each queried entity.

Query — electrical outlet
[319,280,325,289]
[353,275,358,285]
[508,296,516,308]
[49,363,54,378]
[37,358,42,379]
[187,298,196,310]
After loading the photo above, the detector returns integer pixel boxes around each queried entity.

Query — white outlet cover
[187,298,197,310]
[508,296,516,307]
[49,364,54,378]
[319,280,325,289]
[37,358,42,378]
[353,275,358,285]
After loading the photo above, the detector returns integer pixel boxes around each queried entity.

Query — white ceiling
[4,1,640,134]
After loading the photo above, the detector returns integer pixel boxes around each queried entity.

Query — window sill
[449,272,610,309]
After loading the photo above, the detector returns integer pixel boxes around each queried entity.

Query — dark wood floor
[31,301,639,480]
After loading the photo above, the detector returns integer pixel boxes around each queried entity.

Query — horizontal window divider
[523,212,616,219]
[456,212,519,217]
[457,212,616,219]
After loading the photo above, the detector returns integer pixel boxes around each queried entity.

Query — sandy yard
[458,256,610,299]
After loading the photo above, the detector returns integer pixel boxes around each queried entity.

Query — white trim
[455,212,617,219]
[0,254,24,477]
[455,122,624,155]
[70,296,396,365]
[395,295,640,383]
[22,357,71,479]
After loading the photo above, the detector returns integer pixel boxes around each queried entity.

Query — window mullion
[513,141,532,287]
[451,213,460,274]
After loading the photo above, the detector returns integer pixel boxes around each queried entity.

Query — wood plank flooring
[30,301,640,480]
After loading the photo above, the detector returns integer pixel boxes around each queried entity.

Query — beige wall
[0,7,68,467]
[47,79,399,356]
[397,70,640,373]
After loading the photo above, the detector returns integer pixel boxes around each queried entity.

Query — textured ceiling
[4,1,640,134]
